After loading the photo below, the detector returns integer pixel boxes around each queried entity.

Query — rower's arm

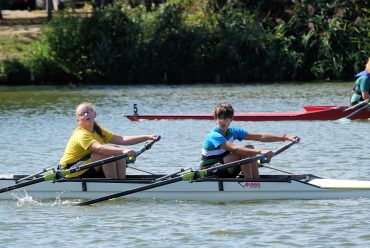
[220,141,262,156]
[88,141,134,156]
[110,135,157,146]
[246,132,297,142]
[361,91,370,101]
[245,132,283,142]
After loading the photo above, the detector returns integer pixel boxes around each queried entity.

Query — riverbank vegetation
[0,0,369,84]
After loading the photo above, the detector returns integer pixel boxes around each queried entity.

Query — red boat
[125,104,370,122]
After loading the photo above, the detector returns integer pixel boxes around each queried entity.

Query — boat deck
[3,173,320,184]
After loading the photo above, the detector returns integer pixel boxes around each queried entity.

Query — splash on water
[333,118,352,124]
[11,190,80,207]
[12,189,42,207]
[50,194,81,207]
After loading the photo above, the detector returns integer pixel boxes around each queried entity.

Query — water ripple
[0,83,369,247]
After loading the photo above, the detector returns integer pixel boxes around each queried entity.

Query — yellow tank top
[60,126,115,177]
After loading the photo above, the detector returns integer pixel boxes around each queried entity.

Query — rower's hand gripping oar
[258,137,300,174]
[77,138,299,206]
[127,136,161,163]
[343,99,369,112]
[337,99,370,122]
[343,102,369,120]
[258,136,300,164]
[0,136,161,194]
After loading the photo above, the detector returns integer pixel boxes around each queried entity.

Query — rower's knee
[91,152,109,161]
[242,145,255,159]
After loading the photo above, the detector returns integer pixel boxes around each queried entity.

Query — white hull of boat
[2,174,370,202]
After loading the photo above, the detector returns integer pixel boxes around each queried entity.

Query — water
[0,83,369,247]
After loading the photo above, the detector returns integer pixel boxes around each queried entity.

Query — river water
[0,83,369,247]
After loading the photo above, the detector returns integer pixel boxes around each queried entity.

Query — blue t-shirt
[201,126,247,165]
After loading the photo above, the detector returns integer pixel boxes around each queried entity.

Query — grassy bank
[0,10,47,81]
[0,10,46,60]
[1,1,369,84]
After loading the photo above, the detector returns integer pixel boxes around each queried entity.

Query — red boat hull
[125,105,370,121]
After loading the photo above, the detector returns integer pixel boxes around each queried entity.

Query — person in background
[201,103,298,179]
[351,56,370,106]
[60,102,158,179]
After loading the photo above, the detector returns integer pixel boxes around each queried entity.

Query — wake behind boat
[125,104,370,121]
[1,173,370,202]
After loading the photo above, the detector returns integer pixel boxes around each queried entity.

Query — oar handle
[272,138,300,157]
[135,136,161,157]
[127,136,161,163]
[343,102,370,120]
[260,138,300,164]
[344,99,369,112]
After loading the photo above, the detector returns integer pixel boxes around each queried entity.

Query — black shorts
[200,160,241,178]
[80,167,105,178]
[65,154,105,178]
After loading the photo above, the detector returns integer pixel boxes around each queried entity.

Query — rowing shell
[125,105,370,121]
[2,174,370,202]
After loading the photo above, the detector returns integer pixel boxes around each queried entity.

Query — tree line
[1,0,369,84]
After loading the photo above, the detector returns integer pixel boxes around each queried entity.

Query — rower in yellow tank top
[59,102,158,179]
[60,125,115,178]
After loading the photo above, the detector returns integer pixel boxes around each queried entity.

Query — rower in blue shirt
[351,56,370,106]
[201,103,298,179]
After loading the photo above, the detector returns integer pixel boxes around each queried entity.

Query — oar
[338,102,370,121]
[273,137,299,156]
[76,155,265,206]
[343,99,369,112]
[154,168,192,182]
[77,139,299,206]
[16,167,54,183]
[0,137,160,194]
[258,137,299,174]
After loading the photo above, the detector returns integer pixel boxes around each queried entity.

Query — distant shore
[1,2,368,84]
[0,10,46,61]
